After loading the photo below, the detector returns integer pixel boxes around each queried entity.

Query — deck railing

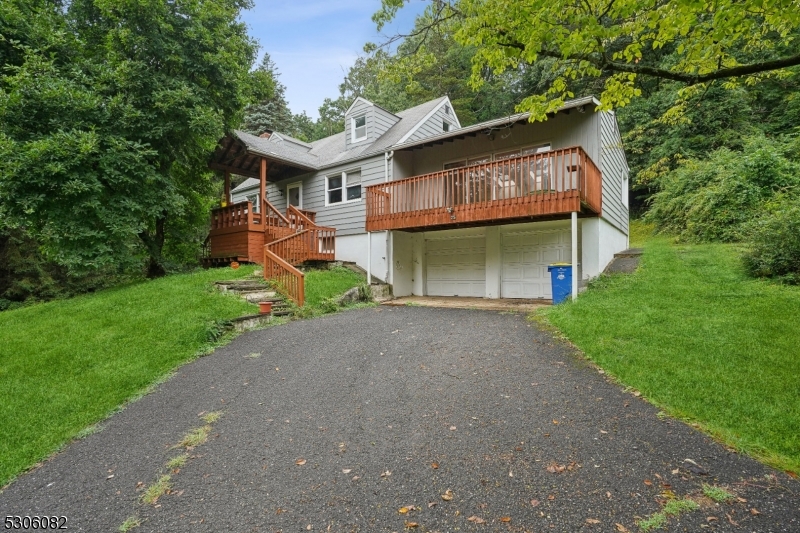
[210,201,262,230]
[365,146,602,231]
[263,247,305,306]
[266,227,336,265]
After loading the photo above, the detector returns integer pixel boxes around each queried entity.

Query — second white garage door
[502,230,570,299]
[426,236,485,297]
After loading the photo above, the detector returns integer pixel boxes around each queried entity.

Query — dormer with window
[344,96,400,149]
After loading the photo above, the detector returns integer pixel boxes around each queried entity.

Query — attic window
[352,115,367,142]
[443,121,451,133]
[444,104,451,115]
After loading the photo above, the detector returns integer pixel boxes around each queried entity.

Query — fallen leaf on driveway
[467,516,486,524]
[552,419,559,425]
[750,508,761,515]
[404,521,418,528]
[398,507,409,514]
[547,463,566,473]
[431,462,439,469]
[499,516,511,522]
[530,499,540,507]
[449,426,457,431]
[427,502,437,508]
[586,518,600,524]
[615,523,629,532]
[548,494,555,501]
[342,469,351,474]
[707,516,718,522]
[644,479,653,486]
[295,459,307,466]
[600,430,608,434]
[441,489,454,501]
[381,470,392,477]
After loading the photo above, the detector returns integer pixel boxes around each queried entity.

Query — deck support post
[367,231,372,285]
[571,211,578,301]
[259,158,267,214]
[223,170,231,204]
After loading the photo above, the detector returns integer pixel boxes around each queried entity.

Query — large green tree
[0,0,261,277]
[375,0,800,118]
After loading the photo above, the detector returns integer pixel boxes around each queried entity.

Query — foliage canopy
[375,0,800,119]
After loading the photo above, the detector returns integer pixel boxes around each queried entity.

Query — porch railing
[365,146,602,231]
[210,201,262,230]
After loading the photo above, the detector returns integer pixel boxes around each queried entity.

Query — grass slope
[542,237,800,472]
[0,267,260,485]
[303,267,364,308]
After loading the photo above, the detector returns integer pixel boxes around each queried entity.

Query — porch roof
[208,131,318,181]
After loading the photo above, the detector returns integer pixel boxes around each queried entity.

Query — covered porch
[204,131,335,306]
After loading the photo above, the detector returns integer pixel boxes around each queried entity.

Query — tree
[0,0,260,277]
[374,0,800,118]
[241,53,292,136]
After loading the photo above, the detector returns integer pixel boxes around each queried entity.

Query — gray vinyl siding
[258,154,387,236]
[406,104,450,143]
[410,111,601,176]
[373,106,400,139]
[599,112,630,234]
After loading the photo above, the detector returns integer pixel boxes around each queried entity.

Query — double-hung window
[352,115,367,142]
[327,169,362,205]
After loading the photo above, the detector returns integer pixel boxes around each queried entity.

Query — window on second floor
[352,115,367,142]
[442,121,451,133]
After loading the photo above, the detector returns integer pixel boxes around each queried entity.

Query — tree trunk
[139,214,167,278]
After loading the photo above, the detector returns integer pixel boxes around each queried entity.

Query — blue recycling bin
[547,263,572,304]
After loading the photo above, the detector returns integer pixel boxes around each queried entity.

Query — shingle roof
[230,96,597,175]
[230,97,449,173]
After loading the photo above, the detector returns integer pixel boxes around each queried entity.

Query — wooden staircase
[204,200,336,307]
[262,201,336,307]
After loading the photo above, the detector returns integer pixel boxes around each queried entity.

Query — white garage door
[502,230,570,299]
[426,236,485,297]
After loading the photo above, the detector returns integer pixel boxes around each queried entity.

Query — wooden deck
[365,146,602,232]
[207,201,265,263]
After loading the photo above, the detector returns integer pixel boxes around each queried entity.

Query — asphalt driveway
[1,306,797,532]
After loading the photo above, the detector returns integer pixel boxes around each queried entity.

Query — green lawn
[303,266,365,309]
[541,231,800,472]
[0,265,365,486]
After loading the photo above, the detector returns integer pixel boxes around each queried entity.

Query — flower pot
[258,301,272,315]
[230,261,240,270]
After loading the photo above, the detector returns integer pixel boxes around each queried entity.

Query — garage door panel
[502,230,570,299]
[426,236,486,297]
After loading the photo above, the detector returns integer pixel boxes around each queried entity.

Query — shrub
[646,136,800,242]
[742,195,800,283]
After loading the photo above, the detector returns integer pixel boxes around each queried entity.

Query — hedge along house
[209,95,629,303]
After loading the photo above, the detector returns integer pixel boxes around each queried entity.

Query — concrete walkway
[1,307,797,532]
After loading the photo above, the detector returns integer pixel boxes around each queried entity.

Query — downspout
[384,151,394,283]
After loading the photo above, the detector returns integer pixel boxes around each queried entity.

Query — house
[207,95,629,304]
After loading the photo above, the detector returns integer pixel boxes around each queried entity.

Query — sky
[240,1,428,120]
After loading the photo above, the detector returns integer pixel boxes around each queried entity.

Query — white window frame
[244,192,260,213]
[351,114,367,142]
[325,168,363,206]
[442,120,451,133]
[286,182,303,209]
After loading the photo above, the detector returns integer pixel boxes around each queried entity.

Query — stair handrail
[287,204,317,231]
[263,246,305,306]
[264,198,291,227]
